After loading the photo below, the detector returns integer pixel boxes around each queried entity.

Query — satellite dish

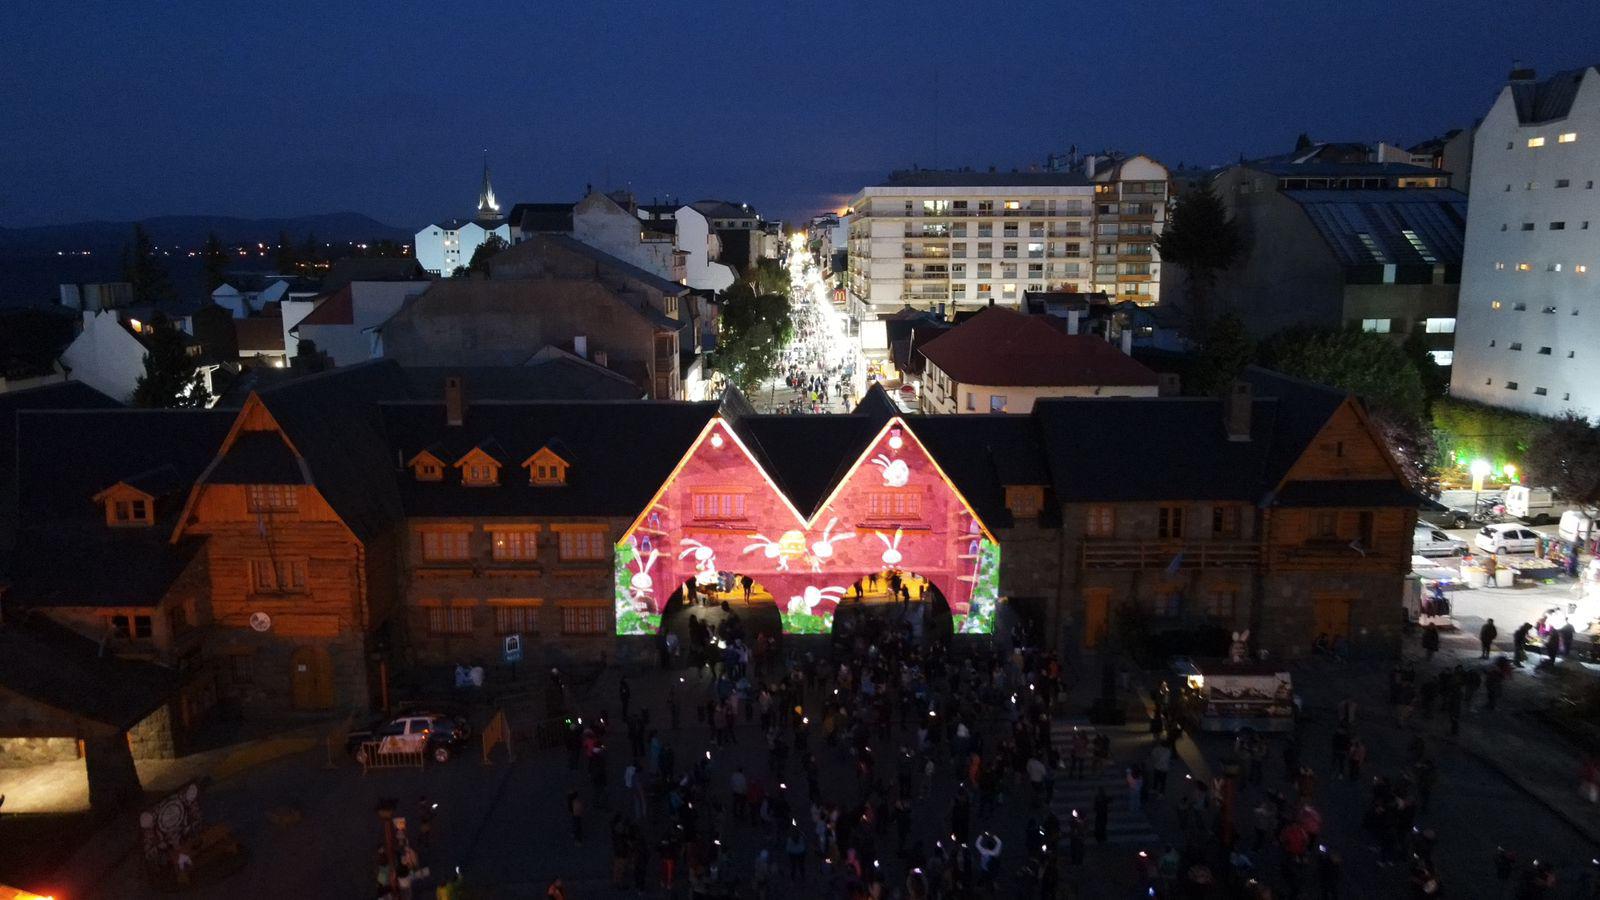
[249,611,272,632]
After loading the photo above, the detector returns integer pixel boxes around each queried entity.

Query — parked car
[1504,485,1560,524]
[1474,523,1542,555]
[1413,524,1468,557]
[1418,504,1473,529]
[346,711,470,764]
[1559,510,1597,544]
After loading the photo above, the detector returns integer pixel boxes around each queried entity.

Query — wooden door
[1083,588,1112,648]
[290,646,334,710]
[1313,595,1352,641]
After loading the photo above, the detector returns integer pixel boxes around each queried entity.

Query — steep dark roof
[8,408,232,606]
[382,400,718,517]
[320,257,426,292]
[1282,189,1467,269]
[877,170,1092,188]
[907,414,1051,528]
[538,234,689,297]
[917,307,1160,388]
[1034,397,1280,502]
[507,202,576,234]
[252,361,411,542]
[399,360,642,402]
[297,285,354,326]
[1241,367,1349,487]
[1249,161,1446,179]
[0,613,180,730]
[1509,65,1597,125]
[208,429,303,484]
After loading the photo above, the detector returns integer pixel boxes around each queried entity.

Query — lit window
[1361,318,1391,333]
[494,603,540,635]
[421,529,470,561]
[1528,137,1546,148]
[1086,506,1115,538]
[1491,300,1502,309]
[1578,265,1589,274]
[490,530,539,561]
[557,529,607,562]
[868,491,922,519]
[1494,262,1506,271]
[1424,317,1455,333]
[1516,263,1531,272]
[560,605,609,635]
[247,484,298,512]
[1401,229,1436,263]
[1354,232,1387,263]
[427,606,474,635]
[1429,350,1454,366]
[251,558,307,592]
[691,492,747,519]
[1558,132,1576,143]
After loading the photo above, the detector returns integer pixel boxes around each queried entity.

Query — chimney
[1224,380,1252,442]
[1120,328,1133,356]
[445,375,465,427]
[574,335,588,359]
[1158,373,1181,397]
[1508,60,1536,83]
[1066,309,1080,335]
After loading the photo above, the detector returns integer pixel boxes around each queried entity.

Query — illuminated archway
[614,416,1001,636]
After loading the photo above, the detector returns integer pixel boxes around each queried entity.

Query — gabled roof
[297,285,354,326]
[1282,189,1467,269]
[1509,64,1597,125]
[917,306,1160,388]
[506,202,576,233]
[320,257,426,292]
[208,430,304,484]
[398,357,643,402]
[0,613,180,730]
[524,234,689,297]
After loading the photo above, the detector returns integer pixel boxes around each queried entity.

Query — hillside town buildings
[414,162,511,277]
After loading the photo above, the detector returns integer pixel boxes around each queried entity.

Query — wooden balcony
[1080,539,1262,570]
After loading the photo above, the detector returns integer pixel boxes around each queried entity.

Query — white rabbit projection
[628,544,660,611]
[876,527,905,566]
[808,517,856,571]
[742,534,791,572]
[787,585,845,618]
[678,538,719,585]
[871,453,910,488]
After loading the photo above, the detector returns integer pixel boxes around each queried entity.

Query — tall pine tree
[131,315,206,407]
[202,231,229,292]
[121,224,175,303]
[1155,184,1242,332]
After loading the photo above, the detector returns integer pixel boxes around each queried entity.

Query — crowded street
[756,251,866,414]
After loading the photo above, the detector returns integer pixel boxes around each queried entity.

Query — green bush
[1432,398,1547,471]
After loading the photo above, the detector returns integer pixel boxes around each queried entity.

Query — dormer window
[247,485,298,512]
[409,450,446,482]
[94,482,156,528]
[521,446,570,486]
[455,447,502,487]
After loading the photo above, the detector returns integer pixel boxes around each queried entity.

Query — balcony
[904,229,951,240]
[1080,539,1262,570]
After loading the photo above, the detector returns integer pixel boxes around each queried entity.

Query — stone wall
[0,736,79,767]
[128,702,177,760]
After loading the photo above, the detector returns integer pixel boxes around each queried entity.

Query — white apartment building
[846,156,1169,320]
[414,162,511,276]
[1449,64,1600,418]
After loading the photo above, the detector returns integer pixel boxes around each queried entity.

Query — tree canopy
[131,315,206,408]
[464,234,509,277]
[121,224,175,304]
[712,281,793,392]
[1259,327,1427,422]
[1190,312,1254,396]
[1524,412,1600,513]
[202,231,229,292]
[1153,184,1242,329]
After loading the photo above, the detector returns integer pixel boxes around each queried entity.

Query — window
[1156,505,1185,540]
[691,492,747,520]
[1423,317,1455,333]
[1556,179,1571,188]
[228,653,253,685]
[1086,506,1115,538]
[976,242,992,258]
[1491,300,1502,309]
[561,605,609,635]
[427,606,475,635]
[1506,381,1519,390]
[1579,266,1589,274]
[1521,223,1536,231]
[414,458,443,481]
[1538,346,1552,355]
[1206,590,1238,620]
[868,491,922,518]
[1429,350,1453,366]
[1494,262,1505,270]
[557,529,607,562]
[1212,505,1240,538]
[494,603,540,634]
[250,558,307,593]
[491,530,539,561]
[420,529,470,561]
[1551,222,1566,230]
[1570,351,1577,359]
[1535,387,1548,396]
[107,614,154,640]
[247,484,298,512]
[1313,512,1337,538]
[965,392,976,411]
[989,395,1007,413]
[1510,342,1523,351]
[1565,393,1572,401]
[462,462,498,486]
[1360,318,1391,334]
[1558,132,1576,143]
[1543,305,1558,314]
[111,498,151,526]
[1005,486,1044,518]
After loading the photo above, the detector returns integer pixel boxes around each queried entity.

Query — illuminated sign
[615,416,1001,635]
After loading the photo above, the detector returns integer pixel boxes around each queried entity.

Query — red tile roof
[917,306,1159,388]
[296,286,354,326]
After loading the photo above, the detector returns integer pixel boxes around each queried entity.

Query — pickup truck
[346,711,470,764]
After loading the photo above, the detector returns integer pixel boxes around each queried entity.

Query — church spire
[476,152,500,221]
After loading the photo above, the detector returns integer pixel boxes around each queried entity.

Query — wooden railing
[1080,539,1262,569]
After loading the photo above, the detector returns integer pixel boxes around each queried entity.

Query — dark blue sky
[2,0,1595,230]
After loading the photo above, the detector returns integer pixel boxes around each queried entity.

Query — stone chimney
[1158,373,1181,397]
[445,375,465,427]
[1508,61,1536,83]
[1224,380,1252,442]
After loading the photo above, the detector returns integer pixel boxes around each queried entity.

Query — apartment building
[1449,64,1600,417]
[846,156,1169,321]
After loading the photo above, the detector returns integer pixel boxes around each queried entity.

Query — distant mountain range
[0,211,411,255]
[0,212,413,308]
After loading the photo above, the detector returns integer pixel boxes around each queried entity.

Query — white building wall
[675,207,736,292]
[572,195,683,282]
[414,220,509,276]
[1450,71,1600,418]
[59,311,148,402]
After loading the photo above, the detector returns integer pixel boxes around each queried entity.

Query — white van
[1504,485,1558,524]
[1559,510,1596,543]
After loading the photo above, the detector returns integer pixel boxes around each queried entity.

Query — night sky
[3,0,1596,230]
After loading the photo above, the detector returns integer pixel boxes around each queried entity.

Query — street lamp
[1470,458,1492,515]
